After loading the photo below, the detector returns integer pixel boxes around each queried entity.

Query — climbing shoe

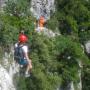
[25,72,30,77]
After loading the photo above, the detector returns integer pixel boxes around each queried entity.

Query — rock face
[85,41,90,54]
[30,0,55,20]
[0,0,6,8]
[35,27,60,37]
[0,46,18,90]
[57,82,75,90]
[0,65,16,90]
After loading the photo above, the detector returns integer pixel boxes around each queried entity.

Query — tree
[47,0,90,89]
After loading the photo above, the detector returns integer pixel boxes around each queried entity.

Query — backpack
[14,43,24,63]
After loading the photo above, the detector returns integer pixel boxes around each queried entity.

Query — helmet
[19,34,28,43]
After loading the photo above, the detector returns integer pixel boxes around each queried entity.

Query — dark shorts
[18,59,28,65]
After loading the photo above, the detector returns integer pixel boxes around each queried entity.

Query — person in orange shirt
[38,16,46,31]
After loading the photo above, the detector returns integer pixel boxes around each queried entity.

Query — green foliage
[49,0,90,36]
[47,1,90,89]
[65,16,78,34]
[79,30,90,44]
[54,36,89,82]
[46,15,58,31]
[82,65,90,90]
[29,33,61,90]
[0,0,34,44]
[5,0,31,17]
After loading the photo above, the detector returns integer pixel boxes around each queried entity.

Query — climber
[38,16,46,31]
[14,34,32,77]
